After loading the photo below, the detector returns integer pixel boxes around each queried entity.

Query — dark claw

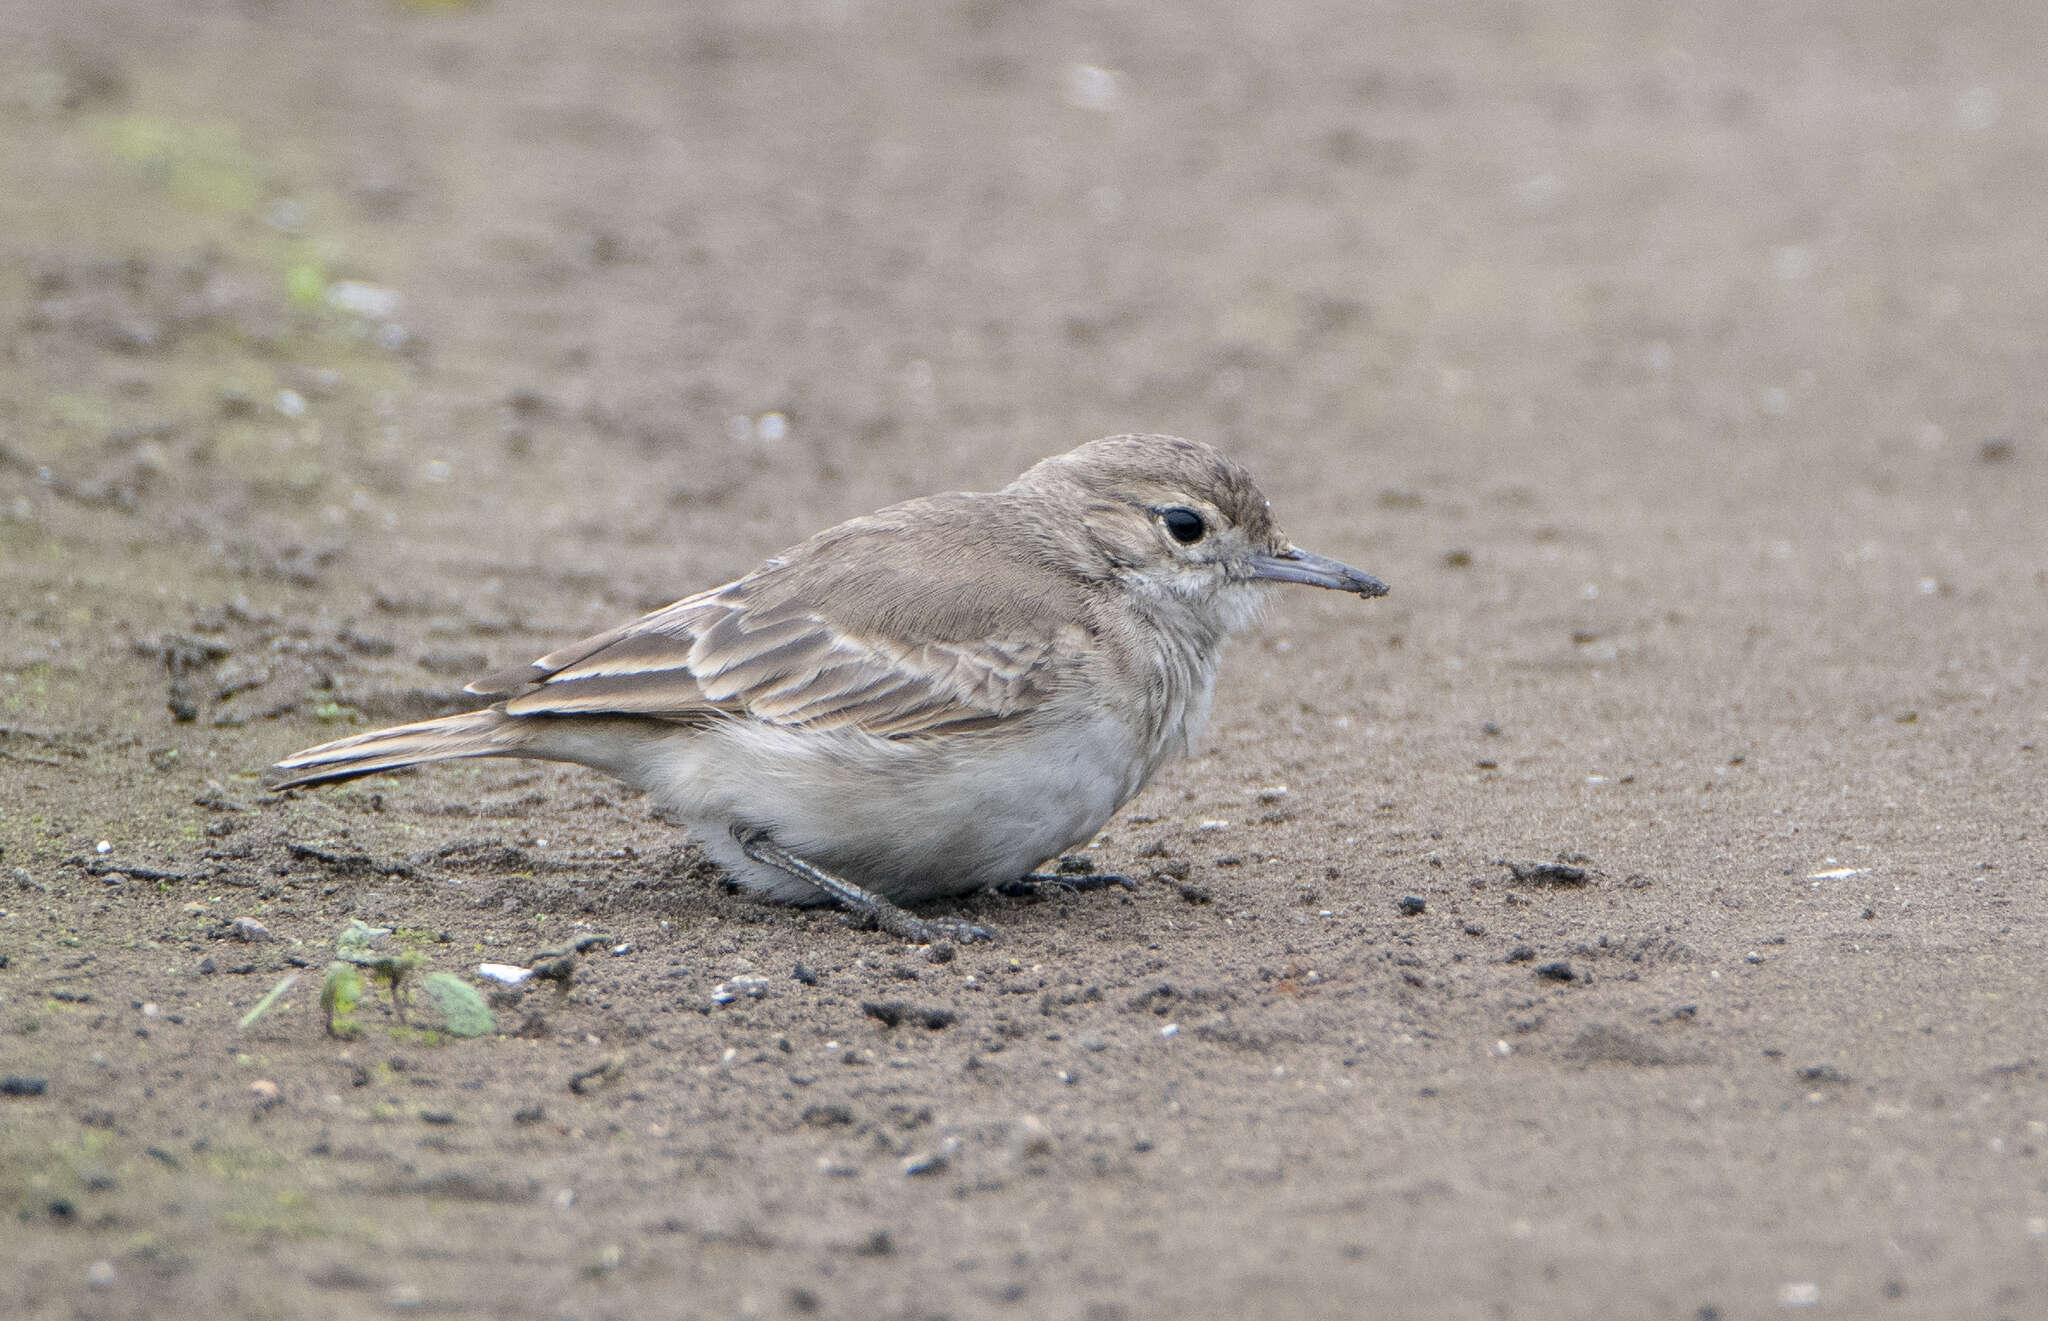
[997,872,1137,898]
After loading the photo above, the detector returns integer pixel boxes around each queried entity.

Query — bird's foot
[996,870,1138,898]
[733,825,996,945]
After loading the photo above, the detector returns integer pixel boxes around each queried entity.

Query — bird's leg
[996,856,1138,898]
[731,826,995,945]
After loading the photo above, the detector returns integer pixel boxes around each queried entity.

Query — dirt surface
[3,2,2045,1318]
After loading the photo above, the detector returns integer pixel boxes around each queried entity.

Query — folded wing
[466,581,1070,737]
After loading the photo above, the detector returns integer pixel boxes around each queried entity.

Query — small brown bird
[273,434,1388,942]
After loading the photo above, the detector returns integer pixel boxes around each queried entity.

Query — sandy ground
[2,1,2045,1318]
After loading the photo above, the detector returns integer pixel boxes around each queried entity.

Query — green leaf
[421,972,495,1038]
[322,961,363,1038]
[238,972,299,1029]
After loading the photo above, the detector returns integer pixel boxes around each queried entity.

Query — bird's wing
[465,581,1074,737]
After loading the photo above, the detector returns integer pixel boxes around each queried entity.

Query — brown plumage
[273,434,1387,942]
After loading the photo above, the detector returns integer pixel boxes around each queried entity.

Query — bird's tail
[270,708,529,789]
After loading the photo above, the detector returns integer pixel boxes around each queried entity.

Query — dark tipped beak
[1247,546,1390,597]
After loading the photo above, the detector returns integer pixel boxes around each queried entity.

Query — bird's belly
[637,717,1147,905]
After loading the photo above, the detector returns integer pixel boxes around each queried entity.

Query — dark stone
[861,1001,958,1030]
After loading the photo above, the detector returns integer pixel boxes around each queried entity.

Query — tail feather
[270,709,527,789]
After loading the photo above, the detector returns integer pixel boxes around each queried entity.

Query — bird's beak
[1247,546,1390,597]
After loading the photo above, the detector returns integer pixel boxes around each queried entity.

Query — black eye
[1160,507,1206,545]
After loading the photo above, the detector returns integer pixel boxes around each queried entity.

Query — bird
[272,434,1388,943]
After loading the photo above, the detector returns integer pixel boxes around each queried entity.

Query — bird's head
[1014,434,1389,631]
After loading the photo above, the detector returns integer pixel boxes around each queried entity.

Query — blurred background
[7,1,2041,611]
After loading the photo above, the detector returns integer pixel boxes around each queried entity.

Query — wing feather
[486,582,1071,736]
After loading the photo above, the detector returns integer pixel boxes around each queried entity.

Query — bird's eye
[1160,507,1206,545]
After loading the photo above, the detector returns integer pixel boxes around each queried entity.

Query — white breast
[627,710,1157,905]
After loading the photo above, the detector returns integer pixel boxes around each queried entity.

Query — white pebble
[1063,64,1125,112]
[326,281,403,320]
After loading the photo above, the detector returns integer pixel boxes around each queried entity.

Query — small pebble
[231,916,271,943]
[2,1076,49,1097]
[803,1103,855,1128]
[1535,961,1577,982]
[1397,895,1427,916]
[1009,1114,1056,1160]
[86,1260,116,1290]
